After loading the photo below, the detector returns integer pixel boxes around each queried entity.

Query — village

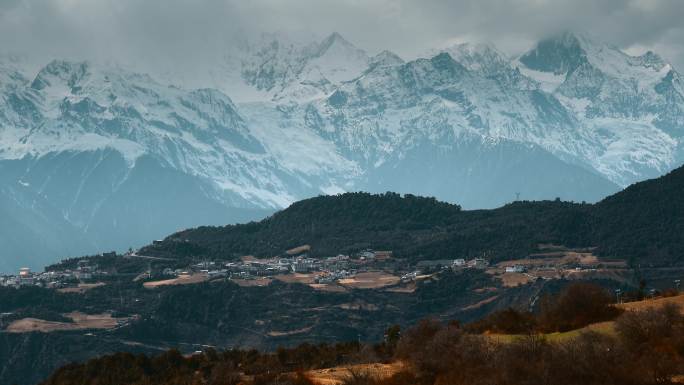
[0,243,629,293]
[0,259,102,290]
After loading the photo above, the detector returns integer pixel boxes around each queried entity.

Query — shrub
[537,283,623,332]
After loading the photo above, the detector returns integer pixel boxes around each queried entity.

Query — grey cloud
[0,0,683,73]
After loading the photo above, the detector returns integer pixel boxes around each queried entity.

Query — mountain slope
[1,32,683,271]
[592,165,684,263]
[146,163,684,266]
[216,32,370,103]
[0,61,291,271]
[517,32,683,185]
[0,181,93,272]
[300,51,620,206]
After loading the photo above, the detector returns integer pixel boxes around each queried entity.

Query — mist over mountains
[1,31,682,272]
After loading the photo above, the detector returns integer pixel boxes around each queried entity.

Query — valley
[2,3,683,385]
[1,165,684,384]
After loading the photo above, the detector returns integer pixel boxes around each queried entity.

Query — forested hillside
[143,165,684,266]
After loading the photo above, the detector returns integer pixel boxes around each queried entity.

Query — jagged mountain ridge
[0,59,347,270]
[1,31,682,271]
[222,32,683,188]
[516,32,683,185]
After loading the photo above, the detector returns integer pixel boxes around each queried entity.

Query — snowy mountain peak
[637,50,667,70]
[224,32,370,102]
[439,42,507,69]
[428,52,469,75]
[31,60,91,91]
[316,32,361,55]
[519,31,676,78]
[0,54,31,80]
[306,32,369,84]
[518,32,588,75]
[369,50,404,69]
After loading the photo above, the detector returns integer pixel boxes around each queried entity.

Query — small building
[208,269,228,278]
[374,251,393,261]
[358,250,376,260]
[292,258,319,273]
[471,258,489,269]
[75,260,97,280]
[505,265,525,273]
[401,271,419,283]
[323,255,350,270]
[452,259,466,267]
[18,268,34,286]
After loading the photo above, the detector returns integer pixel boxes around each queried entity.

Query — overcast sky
[1,0,683,73]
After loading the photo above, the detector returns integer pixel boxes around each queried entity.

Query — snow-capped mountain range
[1,31,682,271]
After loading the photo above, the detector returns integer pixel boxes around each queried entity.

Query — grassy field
[304,294,684,384]
[338,272,400,289]
[617,293,684,312]
[6,311,129,333]
[143,273,209,288]
[485,294,684,343]
[306,362,406,385]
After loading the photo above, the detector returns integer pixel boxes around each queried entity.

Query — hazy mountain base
[0,151,273,272]
[356,136,618,208]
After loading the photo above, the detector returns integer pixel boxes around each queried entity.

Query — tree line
[41,283,684,385]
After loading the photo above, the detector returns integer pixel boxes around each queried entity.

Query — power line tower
[515,192,521,201]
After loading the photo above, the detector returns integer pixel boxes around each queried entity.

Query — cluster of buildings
[415,257,490,271]
[161,254,357,281]
[0,260,103,289]
[1,267,51,288]
[2,246,503,291]
[157,250,394,284]
[0,268,38,287]
[401,257,492,283]
[151,249,500,288]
